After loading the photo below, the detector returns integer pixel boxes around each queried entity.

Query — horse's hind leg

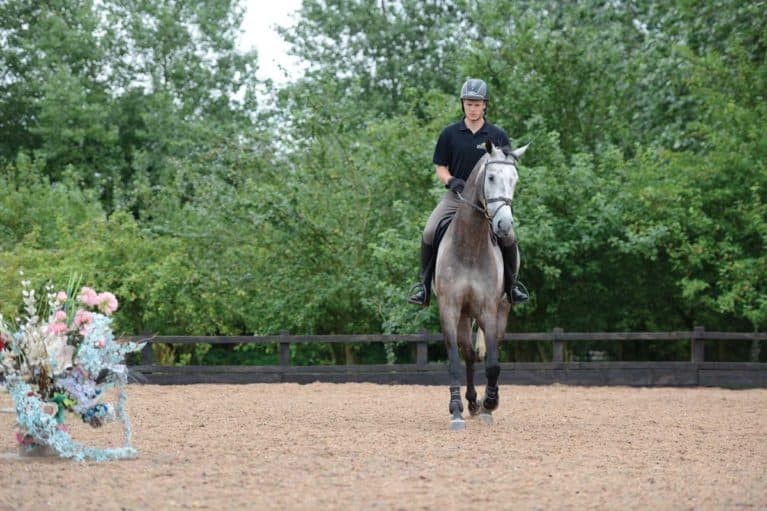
[482,305,510,419]
[479,319,501,424]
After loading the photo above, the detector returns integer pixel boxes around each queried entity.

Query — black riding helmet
[460,78,488,116]
[460,78,488,101]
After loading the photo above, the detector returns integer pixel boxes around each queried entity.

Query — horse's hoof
[478,404,494,425]
[478,412,494,426]
[449,418,466,430]
[468,403,480,416]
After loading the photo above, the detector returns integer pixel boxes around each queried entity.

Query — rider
[407,78,529,307]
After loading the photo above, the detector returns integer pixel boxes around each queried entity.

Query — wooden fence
[127,327,767,387]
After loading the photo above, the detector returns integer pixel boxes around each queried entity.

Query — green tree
[280,0,468,117]
[2,0,765,367]
[0,0,260,213]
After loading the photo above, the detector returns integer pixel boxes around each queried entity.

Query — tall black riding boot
[407,241,435,306]
[500,242,529,304]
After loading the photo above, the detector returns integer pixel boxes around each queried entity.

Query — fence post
[416,330,429,366]
[552,327,565,363]
[140,341,154,366]
[691,326,705,363]
[345,343,355,365]
[279,330,291,366]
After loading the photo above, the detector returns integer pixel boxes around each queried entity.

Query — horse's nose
[493,215,513,238]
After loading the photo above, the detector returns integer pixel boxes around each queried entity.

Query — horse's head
[479,139,528,240]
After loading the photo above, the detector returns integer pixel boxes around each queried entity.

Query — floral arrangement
[0,275,144,461]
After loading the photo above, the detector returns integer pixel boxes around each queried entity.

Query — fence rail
[126,327,767,387]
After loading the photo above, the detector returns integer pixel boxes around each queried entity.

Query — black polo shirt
[432,120,511,181]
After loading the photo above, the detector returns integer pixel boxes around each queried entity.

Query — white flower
[0,353,16,376]
[53,346,75,375]
[44,332,73,375]
[23,325,50,368]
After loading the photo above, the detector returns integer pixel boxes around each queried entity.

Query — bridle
[455,156,517,222]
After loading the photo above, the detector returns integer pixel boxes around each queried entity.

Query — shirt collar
[460,119,488,134]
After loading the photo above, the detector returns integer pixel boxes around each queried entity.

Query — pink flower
[56,291,68,302]
[74,309,93,327]
[46,322,67,335]
[95,338,106,349]
[54,310,67,322]
[76,287,119,314]
[96,292,118,315]
[16,432,35,446]
[0,337,5,351]
[77,286,100,307]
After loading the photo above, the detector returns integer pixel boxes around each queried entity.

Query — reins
[455,191,488,216]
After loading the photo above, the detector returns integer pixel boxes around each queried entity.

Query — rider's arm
[435,165,452,186]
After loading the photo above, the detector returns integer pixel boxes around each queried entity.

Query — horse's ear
[484,138,493,153]
[510,143,529,160]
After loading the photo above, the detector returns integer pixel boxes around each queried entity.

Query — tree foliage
[1,0,765,365]
[279,0,468,116]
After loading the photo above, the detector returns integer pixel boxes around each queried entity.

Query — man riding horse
[407,78,529,307]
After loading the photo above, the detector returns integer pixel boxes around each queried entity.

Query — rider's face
[462,99,486,121]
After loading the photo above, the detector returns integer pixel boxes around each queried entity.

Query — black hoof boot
[483,385,499,411]
[449,386,465,430]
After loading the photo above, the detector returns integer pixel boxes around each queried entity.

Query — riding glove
[446,177,465,194]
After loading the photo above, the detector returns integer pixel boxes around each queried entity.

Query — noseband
[456,158,516,222]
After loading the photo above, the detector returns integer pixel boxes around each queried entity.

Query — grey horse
[434,139,528,430]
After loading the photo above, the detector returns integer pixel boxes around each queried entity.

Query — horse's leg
[457,318,479,416]
[442,310,465,430]
[479,318,501,424]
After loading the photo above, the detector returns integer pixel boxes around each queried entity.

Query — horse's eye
[488,175,494,182]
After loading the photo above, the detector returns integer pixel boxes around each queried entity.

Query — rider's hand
[446,177,465,194]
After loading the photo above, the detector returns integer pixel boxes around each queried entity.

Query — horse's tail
[474,327,487,361]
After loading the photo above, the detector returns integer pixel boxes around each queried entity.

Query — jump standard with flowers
[0,276,144,461]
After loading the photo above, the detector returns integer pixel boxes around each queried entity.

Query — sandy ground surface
[0,383,766,511]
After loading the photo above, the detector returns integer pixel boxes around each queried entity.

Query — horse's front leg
[443,317,465,430]
[458,319,479,416]
[480,321,500,424]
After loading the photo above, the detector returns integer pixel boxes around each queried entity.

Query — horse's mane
[472,158,486,205]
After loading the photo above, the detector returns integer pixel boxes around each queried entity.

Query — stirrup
[504,281,529,304]
[407,283,429,306]
[509,281,529,304]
